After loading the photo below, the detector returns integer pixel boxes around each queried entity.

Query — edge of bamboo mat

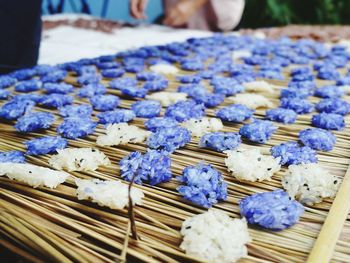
[307,160,350,262]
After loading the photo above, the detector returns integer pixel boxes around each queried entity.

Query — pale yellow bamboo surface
[1,61,350,262]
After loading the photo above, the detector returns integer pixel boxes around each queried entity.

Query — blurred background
[42,0,350,28]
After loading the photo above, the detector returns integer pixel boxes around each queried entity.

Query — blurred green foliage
[240,0,350,28]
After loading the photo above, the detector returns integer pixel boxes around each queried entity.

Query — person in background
[130,0,245,31]
[0,0,42,74]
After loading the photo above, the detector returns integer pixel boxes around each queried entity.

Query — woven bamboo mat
[1,54,350,263]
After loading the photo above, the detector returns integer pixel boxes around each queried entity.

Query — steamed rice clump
[49,148,110,172]
[146,91,187,106]
[180,209,250,263]
[75,178,144,209]
[242,80,275,93]
[228,94,273,109]
[282,163,341,205]
[0,162,69,188]
[150,63,179,75]
[225,148,281,182]
[96,123,151,146]
[181,117,223,137]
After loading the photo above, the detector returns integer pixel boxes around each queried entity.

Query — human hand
[130,0,148,19]
[163,0,207,27]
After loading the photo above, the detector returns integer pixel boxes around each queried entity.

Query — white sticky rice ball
[182,117,223,138]
[282,163,341,205]
[225,148,281,182]
[181,209,251,263]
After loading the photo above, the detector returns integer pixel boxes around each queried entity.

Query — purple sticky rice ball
[165,100,205,122]
[0,89,11,100]
[119,151,143,184]
[15,112,55,133]
[0,151,25,163]
[109,77,137,90]
[97,109,136,124]
[188,90,225,108]
[176,74,201,84]
[239,189,304,230]
[239,119,277,143]
[39,94,73,108]
[43,82,74,94]
[125,64,145,73]
[213,83,245,96]
[57,117,97,139]
[15,79,42,92]
[90,94,120,111]
[216,104,254,123]
[314,85,345,99]
[270,141,317,165]
[144,117,178,132]
[299,128,336,151]
[101,68,125,78]
[177,162,227,208]
[336,76,350,86]
[147,126,191,153]
[10,68,36,81]
[265,108,297,124]
[120,86,148,98]
[13,94,43,103]
[143,79,169,92]
[41,70,67,83]
[0,75,16,89]
[0,99,35,120]
[59,104,93,118]
[280,98,314,114]
[199,132,241,152]
[136,72,162,81]
[316,98,350,115]
[317,67,340,80]
[131,100,161,118]
[77,74,102,85]
[312,113,345,130]
[181,60,204,71]
[76,83,107,98]
[119,150,172,185]
[25,136,67,155]
[280,87,313,99]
